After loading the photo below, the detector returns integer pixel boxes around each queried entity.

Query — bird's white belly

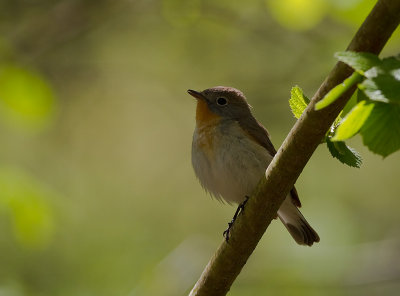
[192,121,273,204]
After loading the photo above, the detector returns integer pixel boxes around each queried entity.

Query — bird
[188,86,320,246]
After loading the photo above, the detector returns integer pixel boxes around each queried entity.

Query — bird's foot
[223,196,249,242]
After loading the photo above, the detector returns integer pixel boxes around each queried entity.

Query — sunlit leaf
[360,102,400,157]
[315,72,363,110]
[332,100,374,141]
[289,86,310,119]
[341,90,358,114]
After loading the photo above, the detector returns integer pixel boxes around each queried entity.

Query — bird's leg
[223,196,249,242]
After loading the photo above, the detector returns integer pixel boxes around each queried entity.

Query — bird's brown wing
[238,116,302,208]
[238,117,276,155]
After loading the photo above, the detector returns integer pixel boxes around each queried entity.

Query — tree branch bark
[189,1,400,295]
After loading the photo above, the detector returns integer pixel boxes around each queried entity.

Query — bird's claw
[223,222,234,241]
[222,196,249,242]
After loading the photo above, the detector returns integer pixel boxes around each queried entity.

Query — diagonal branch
[189,1,400,295]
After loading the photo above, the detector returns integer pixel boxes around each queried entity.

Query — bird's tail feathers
[277,197,320,246]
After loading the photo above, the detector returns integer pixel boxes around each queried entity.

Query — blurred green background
[0,0,400,295]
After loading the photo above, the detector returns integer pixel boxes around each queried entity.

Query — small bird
[188,86,320,246]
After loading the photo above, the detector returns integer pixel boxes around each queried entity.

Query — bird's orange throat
[195,99,220,127]
[195,99,220,159]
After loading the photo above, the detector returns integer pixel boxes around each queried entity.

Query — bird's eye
[216,97,227,106]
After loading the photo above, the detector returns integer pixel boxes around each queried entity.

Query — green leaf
[332,100,374,141]
[356,88,369,102]
[360,102,400,157]
[315,72,363,110]
[342,90,358,115]
[382,56,400,81]
[335,51,381,73]
[382,56,400,72]
[326,138,362,168]
[359,75,400,103]
[289,86,310,119]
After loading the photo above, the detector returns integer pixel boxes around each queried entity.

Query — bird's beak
[187,89,206,101]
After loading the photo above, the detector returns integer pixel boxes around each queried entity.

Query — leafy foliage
[290,86,362,167]
[314,51,400,158]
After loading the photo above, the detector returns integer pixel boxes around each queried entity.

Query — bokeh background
[0,0,400,295]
